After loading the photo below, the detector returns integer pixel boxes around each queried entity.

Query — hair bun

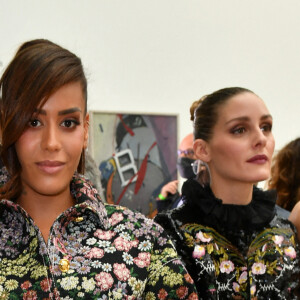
[190,96,206,121]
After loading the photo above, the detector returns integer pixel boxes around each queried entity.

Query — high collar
[181,178,277,231]
[69,173,110,230]
[0,173,111,230]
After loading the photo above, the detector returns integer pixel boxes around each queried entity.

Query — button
[59,258,70,272]
[75,217,84,222]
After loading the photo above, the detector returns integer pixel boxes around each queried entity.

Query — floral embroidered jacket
[0,173,198,299]
[155,179,300,299]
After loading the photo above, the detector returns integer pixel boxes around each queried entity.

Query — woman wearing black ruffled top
[155,87,300,299]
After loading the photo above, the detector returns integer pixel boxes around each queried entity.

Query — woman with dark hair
[0,39,198,299]
[268,137,300,242]
[155,87,300,299]
[268,137,300,212]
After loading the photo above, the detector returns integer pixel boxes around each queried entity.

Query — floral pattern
[0,174,198,299]
[0,166,9,187]
[181,224,299,299]
[155,179,300,299]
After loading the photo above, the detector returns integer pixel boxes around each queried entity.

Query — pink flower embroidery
[220,260,234,274]
[110,212,124,226]
[284,246,297,259]
[238,271,247,284]
[251,262,266,275]
[176,286,188,299]
[131,239,139,247]
[233,282,240,292]
[94,229,115,240]
[79,186,98,201]
[21,281,32,290]
[23,290,37,300]
[196,231,212,243]
[158,288,168,299]
[95,272,114,291]
[272,235,284,245]
[262,243,268,252]
[133,252,151,268]
[85,247,104,259]
[250,285,256,296]
[192,245,205,259]
[40,278,52,292]
[113,263,130,281]
[114,236,133,252]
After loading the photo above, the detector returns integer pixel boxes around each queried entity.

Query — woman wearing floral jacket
[0,39,198,299]
[155,88,300,299]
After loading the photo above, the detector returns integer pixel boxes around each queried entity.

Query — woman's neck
[210,178,254,205]
[17,188,75,242]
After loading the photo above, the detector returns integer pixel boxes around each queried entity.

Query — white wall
[1,0,299,152]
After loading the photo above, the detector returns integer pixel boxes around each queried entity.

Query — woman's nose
[253,128,267,148]
[41,125,61,151]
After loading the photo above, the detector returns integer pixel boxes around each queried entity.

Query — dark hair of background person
[192,87,253,141]
[0,39,87,200]
[268,137,300,211]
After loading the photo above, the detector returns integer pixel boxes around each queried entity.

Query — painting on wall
[88,111,178,218]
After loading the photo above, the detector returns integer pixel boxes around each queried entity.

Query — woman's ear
[83,113,89,149]
[193,139,211,163]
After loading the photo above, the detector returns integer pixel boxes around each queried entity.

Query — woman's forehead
[217,93,270,123]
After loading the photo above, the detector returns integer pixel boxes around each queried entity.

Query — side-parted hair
[0,39,87,200]
[191,87,253,141]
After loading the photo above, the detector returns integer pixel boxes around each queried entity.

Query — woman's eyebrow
[225,116,249,125]
[261,114,273,121]
[225,114,273,125]
[33,107,82,115]
[58,107,82,115]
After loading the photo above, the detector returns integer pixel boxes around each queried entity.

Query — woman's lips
[36,160,65,174]
[246,154,268,164]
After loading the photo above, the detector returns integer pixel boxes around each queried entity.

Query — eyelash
[231,123,272,135]
[231,127,246,135]
[261,123,272,132]
[61,119,80,128]
[28,119,41,128]
[28,118,81,129]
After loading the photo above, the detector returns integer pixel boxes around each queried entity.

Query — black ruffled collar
[180,178,276,231]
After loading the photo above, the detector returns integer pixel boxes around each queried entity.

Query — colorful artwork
[88,112,178,217]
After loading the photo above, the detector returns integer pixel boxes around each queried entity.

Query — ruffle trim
[181,178,276,231]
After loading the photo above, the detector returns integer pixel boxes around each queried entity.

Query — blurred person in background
[156,132,197,212]
[268,137,300,212]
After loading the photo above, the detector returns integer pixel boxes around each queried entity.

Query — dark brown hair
[0,39,87,200]
[191,87,253,141]
[268,137,300,211]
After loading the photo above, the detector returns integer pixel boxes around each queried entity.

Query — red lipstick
[246,155,268,164]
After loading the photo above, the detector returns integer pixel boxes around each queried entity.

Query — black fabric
[176,157,196,179]
[179,178,276,232]
[156,191,181,213]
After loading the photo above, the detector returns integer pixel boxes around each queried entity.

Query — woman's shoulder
[269,212,299,243]
[104,203,166,235]
[288,202,300,241]
[289,201,300,226]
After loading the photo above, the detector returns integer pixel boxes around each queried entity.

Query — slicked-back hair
[191,87,253,142]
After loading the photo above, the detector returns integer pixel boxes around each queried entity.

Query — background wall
[1,0,299,162]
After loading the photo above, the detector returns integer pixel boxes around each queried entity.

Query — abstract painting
[88,111,178,217]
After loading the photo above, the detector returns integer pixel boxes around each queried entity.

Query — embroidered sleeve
[144,235,199,299]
